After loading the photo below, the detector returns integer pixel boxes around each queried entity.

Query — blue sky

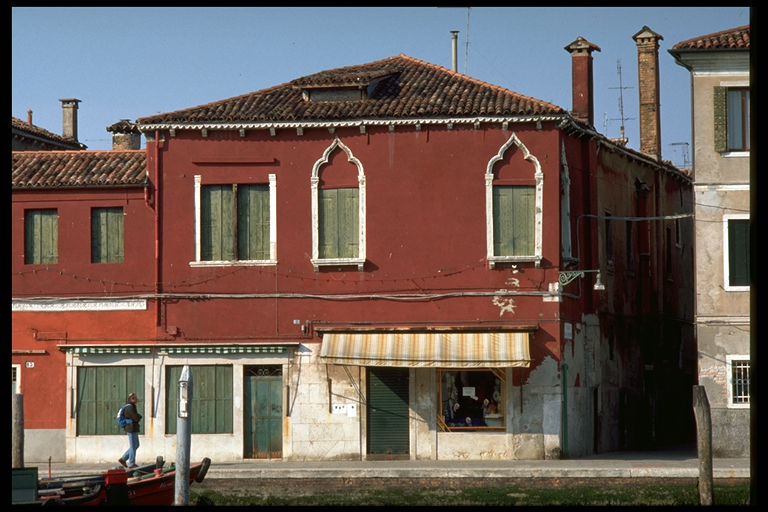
[12,7,749,167]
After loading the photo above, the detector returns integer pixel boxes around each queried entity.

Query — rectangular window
[493,186,534,256]
[91,207,124,263]
[12,365,20,396]
[76,366,144,435]
[319,188,359,259]
[726,88,750,151]
[202,184,270,261]
[665,226,673,279]
[438,369,505,432]
[604,212,613,266]
[25,209,58,264]
[726,217,750,288]
[727,356,750,408]
[625,222,634,270]
[166,365,233,434]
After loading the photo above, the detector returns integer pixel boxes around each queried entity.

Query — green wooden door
[367,367,409,458]
[244,366,283,459]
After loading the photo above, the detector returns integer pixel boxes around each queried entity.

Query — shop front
[319,330,533,460]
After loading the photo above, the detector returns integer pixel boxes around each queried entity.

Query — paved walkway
[29,450,750,480]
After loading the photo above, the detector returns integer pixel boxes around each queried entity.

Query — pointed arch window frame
[311,137,367,271]
[485,133,544,269]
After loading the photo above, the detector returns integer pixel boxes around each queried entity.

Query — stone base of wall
[24,429,66,463]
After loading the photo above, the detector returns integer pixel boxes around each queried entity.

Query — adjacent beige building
[670,25,750,457]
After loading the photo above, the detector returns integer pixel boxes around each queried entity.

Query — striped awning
[319,332,531,368]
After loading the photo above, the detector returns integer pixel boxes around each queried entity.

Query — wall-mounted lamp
[559,270,605,291]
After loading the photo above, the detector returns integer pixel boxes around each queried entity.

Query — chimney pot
[27,110,33,125]
[633,26,663,161]
[59,98,81,142]
[565,37,601,126]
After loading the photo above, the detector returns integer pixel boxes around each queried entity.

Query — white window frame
[485,133,543,268]
[723,214,750,291]
[12,364,21,395]
[726,354,750,409]
[191,174,277,267]
[310,137,366,271]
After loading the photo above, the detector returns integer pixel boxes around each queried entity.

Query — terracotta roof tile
[137,54,565,125]
[672,25,750,50]
[11,116,86,150]
[12,151,147,189]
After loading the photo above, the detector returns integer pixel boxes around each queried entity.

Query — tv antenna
[465,7,471,74]
[609,59,634,142]
[670,142,691,168]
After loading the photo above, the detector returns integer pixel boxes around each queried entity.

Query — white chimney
[451,31,459,71]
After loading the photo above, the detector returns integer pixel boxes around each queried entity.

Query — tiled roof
[671,25,750,50]
[12,151,147,190]
[12,116,86,150]
[137,54,565,125]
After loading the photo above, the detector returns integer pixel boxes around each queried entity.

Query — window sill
[487,255,541,269]
[727,403,750,409]
[724,285,750,292]
[721,151,750,158]
[189,260,277,268]
[311,258,365,272]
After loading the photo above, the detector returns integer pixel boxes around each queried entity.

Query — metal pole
[12,394,24,468]
[450,31,459,72]
[692,385,714,505]
[174,366,192,506]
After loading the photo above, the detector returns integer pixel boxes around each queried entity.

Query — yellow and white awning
[319,332,531,368]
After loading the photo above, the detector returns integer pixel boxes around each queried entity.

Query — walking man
[118,392,142,469]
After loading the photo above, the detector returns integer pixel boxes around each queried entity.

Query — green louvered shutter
[166,365,233,434]
[25,209,58,264]
[238,185,270,260]
[367,367,409,457]
[493,187,534,256]
[713,86,728,153]
[339,188,359,258]
[92,208,124,263]
[319,189,338,258]
[76,366,144,435]
[202,186,234,261]
[728,219,750,287]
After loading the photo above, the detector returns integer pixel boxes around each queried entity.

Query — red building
[13,29,694,464]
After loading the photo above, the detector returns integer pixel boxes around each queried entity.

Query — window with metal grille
[730,358,750,406]
[25,209,58,264]
[166,365,233,434]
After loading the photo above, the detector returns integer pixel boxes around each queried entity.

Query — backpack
[116,404,132,429]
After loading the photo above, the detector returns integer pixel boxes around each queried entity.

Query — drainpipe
[562,363,569,458]
[154,130,162,328]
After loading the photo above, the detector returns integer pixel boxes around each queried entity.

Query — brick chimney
[565,37,601,127]
[633,26,663,161]
[106,119,141,150]
[59,98,81,142]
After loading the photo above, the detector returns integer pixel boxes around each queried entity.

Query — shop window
[438,369,505,432]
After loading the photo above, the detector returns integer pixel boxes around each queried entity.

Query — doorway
[244,365,282,459]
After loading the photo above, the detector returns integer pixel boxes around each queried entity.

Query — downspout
[562,363,569,458]
[154,130,162,328]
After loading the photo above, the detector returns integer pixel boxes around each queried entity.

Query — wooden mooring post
[12,394,24,468]
[692,385,714,506]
